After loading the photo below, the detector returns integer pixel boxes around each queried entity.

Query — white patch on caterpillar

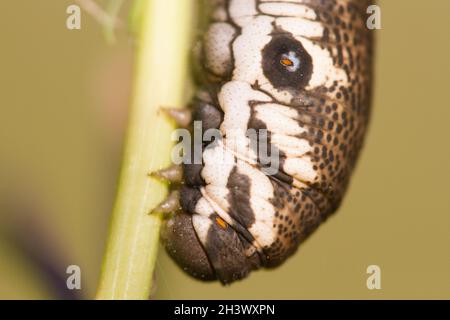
[275,17,324,38]
[194,197,215,217]
[271,134,311,157]
[202,142,235,187]
[218,80,271,133]
[256,102,299,118]
[283,157,317,182]
[204,23,237,76]
[218,80,271,160]
[231,16,273,83]
[229,0,258,26]
[247,200,277,248]
[204,185,231,214]
[253,103,307,136]
[200,141,238,225]
[192,214,213,245]
[259,3,316,20]
[302,37,349,89]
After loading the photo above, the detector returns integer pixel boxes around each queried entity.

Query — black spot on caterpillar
[262,33,313,90]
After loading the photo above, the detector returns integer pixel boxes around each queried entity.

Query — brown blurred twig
[75,0,124,43]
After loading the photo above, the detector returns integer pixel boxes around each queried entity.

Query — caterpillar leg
[149,164,183,183]
[160,107,192,128]
[148,147,183,217]
[150,190,180,215]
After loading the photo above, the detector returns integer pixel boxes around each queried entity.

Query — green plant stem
[96,0,194,300]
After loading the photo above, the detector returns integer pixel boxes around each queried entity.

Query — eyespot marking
[262,33,313,90]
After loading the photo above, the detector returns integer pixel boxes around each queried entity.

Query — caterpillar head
[162,211,262,284]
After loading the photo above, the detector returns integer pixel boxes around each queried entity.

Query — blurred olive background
[0,0,449,299]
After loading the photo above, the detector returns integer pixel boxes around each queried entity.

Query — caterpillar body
[159,0,373,284]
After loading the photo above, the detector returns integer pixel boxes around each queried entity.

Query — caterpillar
[153,0,373,284]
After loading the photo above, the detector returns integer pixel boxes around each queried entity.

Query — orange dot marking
[215,216,227,229]
[280,58,294,67]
